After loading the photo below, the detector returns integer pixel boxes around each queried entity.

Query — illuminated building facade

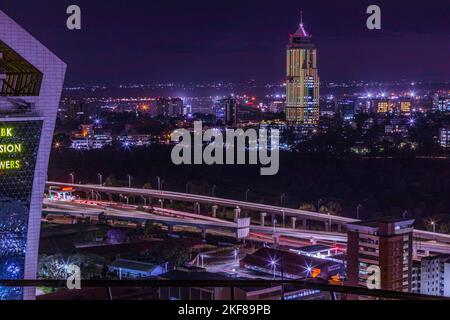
[347,218,414,293]
[285,15,319,127]
[0,10,66,300]
[440,127,450,149]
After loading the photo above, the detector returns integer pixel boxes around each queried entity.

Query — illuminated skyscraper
[285,14,320,126]
[0,10,66,300]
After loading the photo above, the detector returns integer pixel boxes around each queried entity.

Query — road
[46,181,450,244]
[43,198,450,255]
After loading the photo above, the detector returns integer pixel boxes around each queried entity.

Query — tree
[104,174,119,187]
[299,203,316,212]
[143,182,153,189]
[143,221,162,236]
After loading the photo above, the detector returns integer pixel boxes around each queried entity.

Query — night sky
[1,0,449,85]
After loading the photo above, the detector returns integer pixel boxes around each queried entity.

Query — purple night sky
[1,0,449,84]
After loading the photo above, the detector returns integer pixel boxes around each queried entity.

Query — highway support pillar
[291,217,297,230]
[234,207,241,222]
[212,205,218,218]
[201,228,207,240]
[260,212,267,226]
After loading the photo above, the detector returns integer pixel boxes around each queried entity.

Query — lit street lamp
[98,173,103,186]
[430,221,437,233]
[127,174,132,188]
[69,173,75,184]
[270,259,277,279]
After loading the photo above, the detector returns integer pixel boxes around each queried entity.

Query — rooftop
[348,217,415,228]
[109,259,161,272]
[159,270,234,281]
[241,247,344,280]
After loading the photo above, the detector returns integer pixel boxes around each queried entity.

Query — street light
[245,189,251,202]
[69,173,75,184]
[186,182,191,194]
[269,259,277,279]
[430,221,436,233]
[357,204,363,220]
[156,176,162,191]
[98,173,103,186]
[317,198,323,213]
[127,175,132,188]
[280,193,286,207]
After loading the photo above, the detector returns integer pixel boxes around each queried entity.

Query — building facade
[420,254,450,297]
[346,218,415,293]
[439,127,450,149]
[285,16,320,127]
[0,10,66,300]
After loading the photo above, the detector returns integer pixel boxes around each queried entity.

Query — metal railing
[1,279,447,301]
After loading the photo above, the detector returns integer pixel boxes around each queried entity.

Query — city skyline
[0,0,448,85]
[1,2,450,305]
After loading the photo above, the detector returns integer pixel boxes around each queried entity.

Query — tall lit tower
[285,13,320,127]
[0,10,66,300]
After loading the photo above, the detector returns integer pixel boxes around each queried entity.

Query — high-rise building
[439,127,450,149]
[285,14,320,127]
[346,218,415,293]
[215,97,238,127]
[338,98,356,121]
[420,254,450,297]
[63,98,88,122]
[433,94,450,112]
[153,97,184,118]
[0,10,66,300]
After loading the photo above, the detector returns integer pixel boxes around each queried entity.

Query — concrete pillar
[337,224,343,233]
[291,217,297,230]
[273,235,280,246]
[302,219,308,229]
[212,205,218,218]
[234,207,241,222]
[325,221,331,232]
[201,228,207,240]
[260,212,267,226]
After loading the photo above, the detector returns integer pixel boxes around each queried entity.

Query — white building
[420,254,450,297]
[0,10,66,300]
[440,127,450,149]
[109,259,167,279]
